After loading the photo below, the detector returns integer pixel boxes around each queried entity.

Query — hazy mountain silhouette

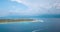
[0,14,60,19]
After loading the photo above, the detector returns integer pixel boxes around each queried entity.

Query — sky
[0,0,60,18]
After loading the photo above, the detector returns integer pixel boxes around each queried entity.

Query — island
[0,19,34,23]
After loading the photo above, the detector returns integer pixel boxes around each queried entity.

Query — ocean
[0,18,60,32]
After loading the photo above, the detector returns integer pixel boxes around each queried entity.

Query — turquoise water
[0,18,60,32]
[0,22,32,32]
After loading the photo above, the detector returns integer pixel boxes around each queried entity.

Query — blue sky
[0,0,60,18]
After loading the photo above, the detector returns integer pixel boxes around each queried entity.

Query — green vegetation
[0,19,33,23]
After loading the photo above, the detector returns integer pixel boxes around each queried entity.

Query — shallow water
[0,18,60,32]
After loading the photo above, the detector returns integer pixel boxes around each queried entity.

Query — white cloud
[55,3,60,9]
[0,10,13,17]
[10,0,58,8]
[4,0,60,16]
[0,0,60,17]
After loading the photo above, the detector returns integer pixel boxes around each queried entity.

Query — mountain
[0,14,60,19]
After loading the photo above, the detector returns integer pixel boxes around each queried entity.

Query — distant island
[0,19,34,23]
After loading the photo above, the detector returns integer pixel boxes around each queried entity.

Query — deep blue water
[0,18,60,32]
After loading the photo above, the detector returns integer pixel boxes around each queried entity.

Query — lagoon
[0,18,60,32]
